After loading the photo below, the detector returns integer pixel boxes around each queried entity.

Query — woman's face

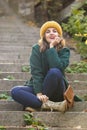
[45,28,59,43]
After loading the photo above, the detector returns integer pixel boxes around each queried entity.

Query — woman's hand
[50,36,63,48]
[37,93,49,103]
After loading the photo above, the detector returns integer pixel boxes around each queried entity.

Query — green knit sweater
[25,44,70,94]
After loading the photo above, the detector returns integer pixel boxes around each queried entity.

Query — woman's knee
[48,68,63,79]
[11,86,22,97]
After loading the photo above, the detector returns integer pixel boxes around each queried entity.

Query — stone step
[50,128,87,130]
[0,46,31,52]
[0,59,28,63]
[0,32,29,37]
[0,79,25,91]
[0,28,23,33]
[0,72,30,80]
[69,81,87,90]
[0,24,39,34]
[0,37,37,45]
[0,32,33,37]
[0,53,30,60]
[0,127,87,130]
[33,112,87,128]
[0,26,39,33]
[0,101,23,111]
[0,36,38,45]
[0,63,28,72]
[0,100,87,112]
[0,111,26,126]
[0,42,33,46]
[0,90,10,95]
[0,111,87,128]
[69,50,81,64]
[0,23,19,27]
[0,52,30,55]
[0,36,30,42]
[0,36,38,44]
[66,73,87,81]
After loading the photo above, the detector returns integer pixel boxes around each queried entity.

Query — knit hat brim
[40,21,62,38]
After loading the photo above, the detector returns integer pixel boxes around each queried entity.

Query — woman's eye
[46,30,50,33]
[53,29,57,33]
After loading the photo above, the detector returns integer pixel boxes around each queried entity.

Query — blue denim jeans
[11,68,66,108]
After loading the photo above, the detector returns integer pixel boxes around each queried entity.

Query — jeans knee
[48,68,62,79]
[11,86,21,97]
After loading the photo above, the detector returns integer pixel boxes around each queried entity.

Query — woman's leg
[11,86,42,108]
[42,68,66,102]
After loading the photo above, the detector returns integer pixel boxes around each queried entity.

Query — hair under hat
[40,21,62,38]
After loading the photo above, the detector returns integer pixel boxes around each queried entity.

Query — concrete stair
[0,15,87,130]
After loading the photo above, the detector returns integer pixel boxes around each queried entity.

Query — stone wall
[8,0,35,21]
[7,0,86,26]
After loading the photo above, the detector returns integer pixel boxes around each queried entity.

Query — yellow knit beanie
[40,21,62,38]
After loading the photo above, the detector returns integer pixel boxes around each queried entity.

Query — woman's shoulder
[32,44,40,49]
[31,44,40,54]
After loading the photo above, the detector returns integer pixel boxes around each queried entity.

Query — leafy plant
[65,61,87,73]
[62,9,87,36]
[24,113,48,130]
[3,75,15,80]
[74,33,87,59]
[27,128,36,130]
[21,65,30,72]
[62,7,87,59]
[0,93,12,100]
[83,94,87,101]
[76,41,87,59]
[0,126,6,130]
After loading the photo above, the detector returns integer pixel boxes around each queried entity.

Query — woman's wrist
[36,93,42,96]
[50,44,54,48]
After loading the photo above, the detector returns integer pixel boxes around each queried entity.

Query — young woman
[11,21,70,112]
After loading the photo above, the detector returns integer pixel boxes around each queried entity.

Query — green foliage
[65,61,87,73]
[21,65,30,72]
[24,113,48,130]
[62,7,87,59]
[83,94,87,101]
[2,75,15,80]
[5,75,15,80]
[27,128,36,130]
[0,93,12,100]
[76,41,87,59]
[0,126,6,130]
[62,9,87,36]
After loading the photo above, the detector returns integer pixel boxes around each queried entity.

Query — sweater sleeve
[45,47,70,71]
[30,45,44,94]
